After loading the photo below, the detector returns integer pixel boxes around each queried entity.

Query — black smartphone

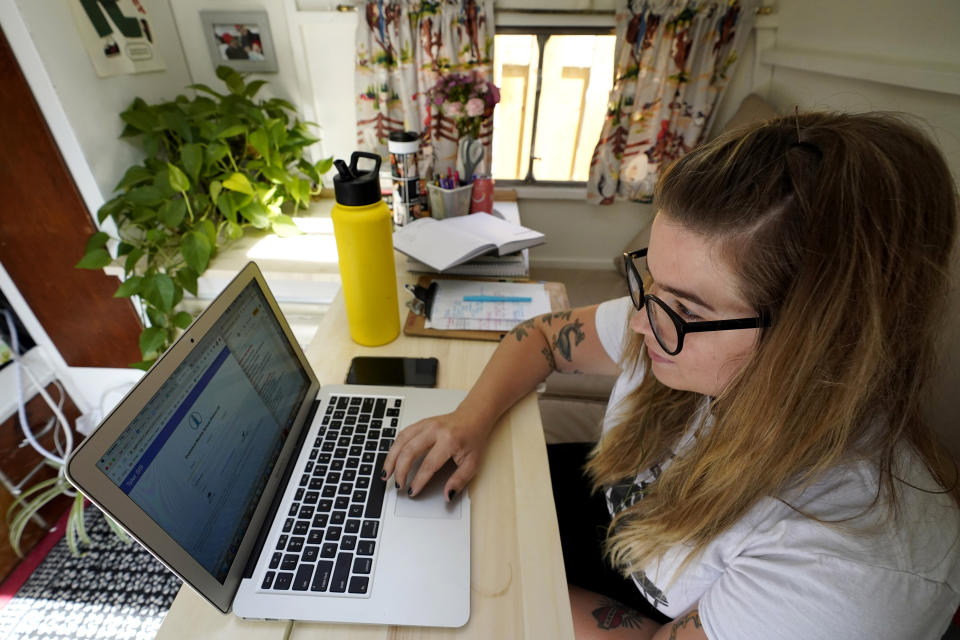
[345,356,439,388]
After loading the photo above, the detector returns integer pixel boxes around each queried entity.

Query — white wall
[8,0,193,211]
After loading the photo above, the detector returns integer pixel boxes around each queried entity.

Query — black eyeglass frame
[622,248,771,356]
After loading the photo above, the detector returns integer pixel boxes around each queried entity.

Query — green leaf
[146,304,168,328]
[181,143,204,185]
[167,163,190,192]
[217,191,240,223]
[297,158,320,184]
[116,165,154,191]
[223,172,254,195]
[176,267,198,297]
[225,220,244,241]
[124,247,144,275]
[206,182,221,210]
[114,275,143,298]
[249,129,270,162]
[216,123,247,139]
[181,230,212,274]
[315,156,334,175]
[205,142,229,166]
[173,311,193,329]
[75,248,112,269]
[215,65,238,82]
[226,73,245,95]
[119,106,157,133]
[271,214,302,237]
[244,79,268,99]
[130,358,156,371]
[240,200,270,228]
[126,185,164,206]
[187,83,223,98]
[259,164,287,184]
[84,231,109,254]
[139,327,167,358]
[132,206,157,224]
[97,197,126,223]
[158,198,187,228]
[141,273,177,312]
[146,228,167,245]
[116,242,135,256]
[199,218,217,248]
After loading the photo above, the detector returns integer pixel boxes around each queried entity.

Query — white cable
[3,310,74,467]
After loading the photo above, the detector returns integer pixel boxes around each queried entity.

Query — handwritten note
[424,280,551,331]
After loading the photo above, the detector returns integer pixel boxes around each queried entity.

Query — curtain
[355,0,495,179]
[587,0,759,204]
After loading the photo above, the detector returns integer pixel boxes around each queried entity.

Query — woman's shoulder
[740,445,960,581]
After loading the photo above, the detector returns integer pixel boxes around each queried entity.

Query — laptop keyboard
[260,394,400,597]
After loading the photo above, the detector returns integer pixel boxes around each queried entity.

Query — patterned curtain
[355,0,495,179]
[587,0,758,204]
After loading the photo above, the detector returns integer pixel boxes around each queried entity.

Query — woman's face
[630,213,760,396]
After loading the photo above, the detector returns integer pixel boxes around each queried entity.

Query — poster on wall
[70,0,166,77]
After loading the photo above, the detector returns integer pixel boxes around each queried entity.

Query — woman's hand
[381,409,492,502]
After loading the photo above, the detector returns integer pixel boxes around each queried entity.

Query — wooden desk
[155,260,575,639]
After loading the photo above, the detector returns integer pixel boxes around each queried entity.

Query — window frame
[492,20,615,190]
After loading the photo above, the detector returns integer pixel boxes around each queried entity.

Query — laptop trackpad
[395,460,462,519]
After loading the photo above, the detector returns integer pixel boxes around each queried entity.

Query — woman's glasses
[622,248,770,355]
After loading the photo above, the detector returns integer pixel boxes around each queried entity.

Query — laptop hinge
[242,398,321,579]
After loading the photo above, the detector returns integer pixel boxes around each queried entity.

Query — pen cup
[427,183,472,219]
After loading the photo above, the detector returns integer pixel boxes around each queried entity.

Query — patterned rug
[0,505,182,640]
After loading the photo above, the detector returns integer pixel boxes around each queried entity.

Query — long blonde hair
[585,111,959,575]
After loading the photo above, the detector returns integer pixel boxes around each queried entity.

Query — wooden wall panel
[0,25,142,367]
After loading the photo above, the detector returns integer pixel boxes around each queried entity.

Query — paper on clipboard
[424,280,551,331]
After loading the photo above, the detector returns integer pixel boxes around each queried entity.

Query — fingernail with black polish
[395,482,399,489]
[380,470,386,479]
[407,487,412,496]
[447,489,456,501]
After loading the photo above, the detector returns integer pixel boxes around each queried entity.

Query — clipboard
[403,274,569,341]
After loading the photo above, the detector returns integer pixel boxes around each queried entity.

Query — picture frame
[199,10,278,73]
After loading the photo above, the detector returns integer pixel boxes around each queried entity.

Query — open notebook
[66,262,470,627]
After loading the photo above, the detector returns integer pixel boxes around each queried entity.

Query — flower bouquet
[428,71,501,139]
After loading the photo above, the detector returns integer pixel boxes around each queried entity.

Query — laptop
[65,262,470,627]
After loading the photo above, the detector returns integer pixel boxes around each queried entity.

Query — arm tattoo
[540,346,557,371]
[509,317,536,342]
[542,310,572,326]
[668,611,702,639]
[591,597,645,630]
[552,318,585,362]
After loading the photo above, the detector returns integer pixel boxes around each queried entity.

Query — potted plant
[5,66,332,558]
[76,65,332,369]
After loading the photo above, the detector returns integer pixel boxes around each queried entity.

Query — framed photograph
[200,10,278,73]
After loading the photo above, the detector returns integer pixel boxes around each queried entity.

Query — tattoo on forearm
[668,611,702,639]
[591,597,644,630]
[552,318,585,362]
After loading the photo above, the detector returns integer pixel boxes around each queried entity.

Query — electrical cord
[3,309,75,475]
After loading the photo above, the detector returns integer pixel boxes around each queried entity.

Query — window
[492,30,615,185]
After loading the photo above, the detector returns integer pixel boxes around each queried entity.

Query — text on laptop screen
[96,281,311,582]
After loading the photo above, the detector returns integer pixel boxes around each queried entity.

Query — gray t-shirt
[594,296,960,639]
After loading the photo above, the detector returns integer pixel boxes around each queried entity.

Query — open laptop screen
[95,281,311,582]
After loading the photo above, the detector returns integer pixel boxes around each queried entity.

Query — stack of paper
[424,280,551,332]
[405,249,529,278]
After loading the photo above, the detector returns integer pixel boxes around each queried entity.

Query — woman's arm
[382,304,620,499]
[569,585,707,640]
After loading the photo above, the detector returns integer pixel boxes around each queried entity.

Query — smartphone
[345,356,439,388]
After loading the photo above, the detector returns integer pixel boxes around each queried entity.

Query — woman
[382,111,960,639]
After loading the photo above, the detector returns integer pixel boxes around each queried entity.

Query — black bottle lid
[333,151,383,207]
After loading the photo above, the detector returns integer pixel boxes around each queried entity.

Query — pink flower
[465,98,485,117]
[444,101,464,118]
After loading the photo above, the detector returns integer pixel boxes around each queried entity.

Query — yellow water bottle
[331,151,400,346]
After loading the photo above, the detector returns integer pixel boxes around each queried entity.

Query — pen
[463,295,533,302]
